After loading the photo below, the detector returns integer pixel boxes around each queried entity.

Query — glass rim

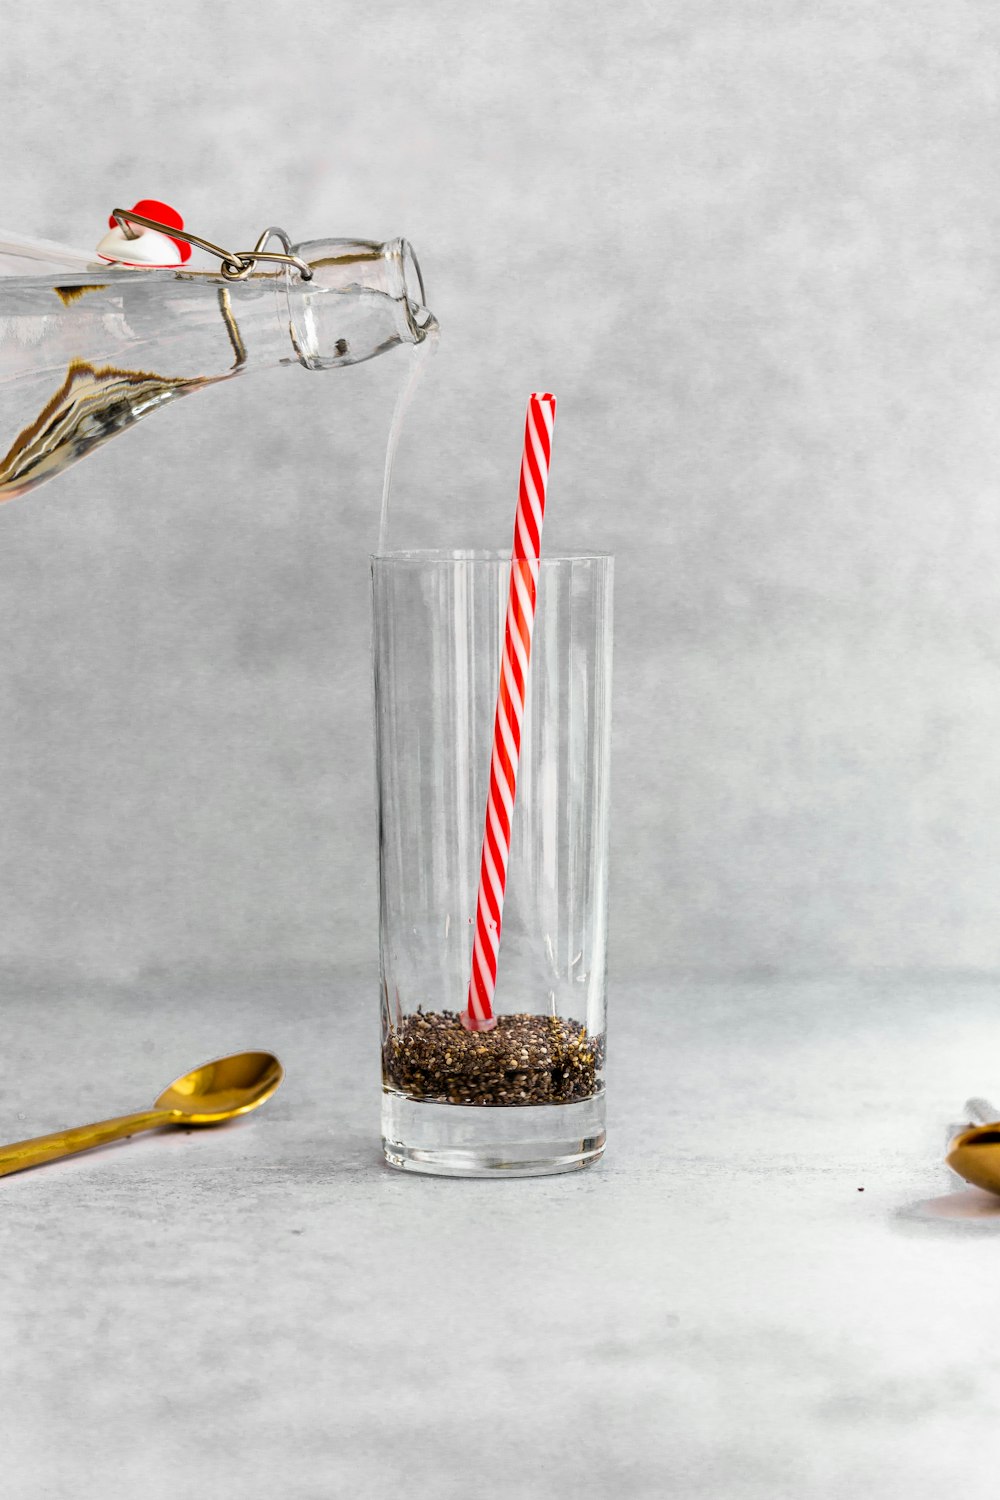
[370,548,613,565]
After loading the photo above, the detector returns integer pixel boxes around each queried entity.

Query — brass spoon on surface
[946,1097,1000,1196]
[0,1051,284,1179]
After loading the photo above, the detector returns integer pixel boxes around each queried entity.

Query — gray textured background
[1,0,999,983]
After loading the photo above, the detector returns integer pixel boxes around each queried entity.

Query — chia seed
[382,1009,604,1107]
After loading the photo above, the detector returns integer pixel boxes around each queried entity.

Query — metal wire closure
[111,208,314,280]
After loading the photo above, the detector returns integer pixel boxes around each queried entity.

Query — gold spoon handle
[0,1109,175,1178]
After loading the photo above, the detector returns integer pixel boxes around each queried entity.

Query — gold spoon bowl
[0,1051,284,1179]
[947,1122,1000,1198]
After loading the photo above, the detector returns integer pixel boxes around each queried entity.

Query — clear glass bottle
[0,231,434,501]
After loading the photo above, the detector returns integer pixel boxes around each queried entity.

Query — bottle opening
[390,239,429,343]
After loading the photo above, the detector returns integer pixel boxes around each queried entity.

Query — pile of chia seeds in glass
[382,1009,604,1106]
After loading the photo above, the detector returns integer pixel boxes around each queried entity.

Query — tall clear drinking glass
[371,550,613,1176]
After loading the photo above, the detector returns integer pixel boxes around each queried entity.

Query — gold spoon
[946,1096,1000,1196]
[0,1051,284,1179]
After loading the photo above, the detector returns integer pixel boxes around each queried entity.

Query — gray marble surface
[2,971,999,1497]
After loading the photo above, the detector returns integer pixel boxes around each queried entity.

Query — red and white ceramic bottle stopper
[96,199,192,268]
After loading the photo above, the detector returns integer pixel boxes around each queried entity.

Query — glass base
[381,1089,606,1177]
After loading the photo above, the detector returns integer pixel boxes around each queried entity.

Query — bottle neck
[284,238,432,369]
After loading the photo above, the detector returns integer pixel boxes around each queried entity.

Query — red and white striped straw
[462,393,557,1033]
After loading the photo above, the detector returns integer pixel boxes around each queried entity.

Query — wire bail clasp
[111,209,314,281]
